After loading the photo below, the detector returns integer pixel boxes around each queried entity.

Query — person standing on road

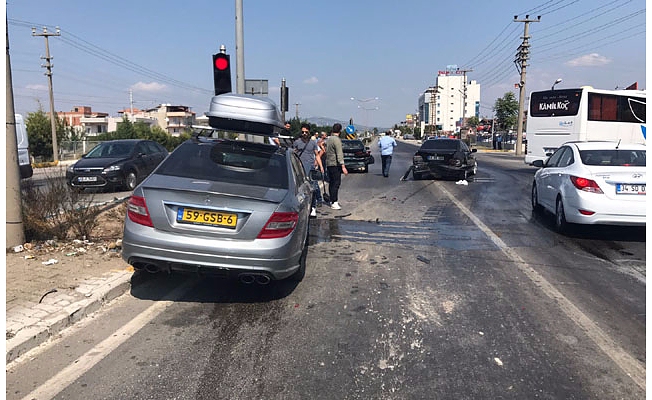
[378,131,397,177]
[293,123,323,217]
[325,123,348,210]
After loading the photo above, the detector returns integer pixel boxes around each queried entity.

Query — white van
[15,114,33,179]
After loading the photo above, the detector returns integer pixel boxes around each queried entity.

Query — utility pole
[294,103,301,120]
[235,0,245,94]
[513,15,540,156]
[7,20,26,247]
[32,26,61,162]
[458,68,473,139]
[129,89,134,121]
[280,78,287,123]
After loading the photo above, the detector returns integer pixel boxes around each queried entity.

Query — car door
[146,141,168,170]
[538,146,569,210]
[460,141,475,168]
[133,141,155,177]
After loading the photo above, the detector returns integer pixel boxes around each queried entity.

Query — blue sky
[5,0,646,129]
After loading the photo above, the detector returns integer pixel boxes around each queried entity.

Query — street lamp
[357,105,379,135]
[551,78,562,90]
[351,96,380,103]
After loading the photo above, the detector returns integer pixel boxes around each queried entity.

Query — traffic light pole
[7,23,26,247]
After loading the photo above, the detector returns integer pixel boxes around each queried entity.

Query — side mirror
[532,160,544,168]
[471,148,477,153]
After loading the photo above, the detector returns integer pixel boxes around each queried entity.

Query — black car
[66,139,168,191]
[341,139,374,173]
[412,138,477,180]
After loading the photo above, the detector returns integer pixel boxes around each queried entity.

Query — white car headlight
[103,165,121,173]
[67,164,75,173]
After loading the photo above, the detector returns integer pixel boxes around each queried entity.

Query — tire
[364,165,369,173]
[289,225,309,282]
[124,171,137,191]
[531,183,542,213]
[555,197,569,233]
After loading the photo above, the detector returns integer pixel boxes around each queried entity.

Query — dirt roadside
[6,202,132,306]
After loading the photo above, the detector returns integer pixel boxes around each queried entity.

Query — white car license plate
[428,155,444,161]
[79,176,97,182]
[616,184,645,195]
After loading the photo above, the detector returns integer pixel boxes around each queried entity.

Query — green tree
[25,108,67,160]
[466,116,480,129]
[493,92,518,131]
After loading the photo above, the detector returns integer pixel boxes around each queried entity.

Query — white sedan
[531,141,646,232]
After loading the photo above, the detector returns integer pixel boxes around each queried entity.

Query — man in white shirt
[378,131,397,177]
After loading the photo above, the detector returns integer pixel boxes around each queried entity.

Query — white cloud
[565,53,612,67]
[25,84,47,90]
[130,81,167,92]
[303,76,319,84]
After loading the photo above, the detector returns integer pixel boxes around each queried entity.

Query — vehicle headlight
[67,164,75,173]
[103,165,121,173]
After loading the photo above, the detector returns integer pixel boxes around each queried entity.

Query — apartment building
[419,66,481,135]
[56,106,109,136]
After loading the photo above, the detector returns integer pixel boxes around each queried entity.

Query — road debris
[42,259,59,266]
[494,357,503,366]
[416,255,431,264]
[455,179,469,185]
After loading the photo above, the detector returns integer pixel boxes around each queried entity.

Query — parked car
[66,139,168,191]
[14,114,33,179]
[412,138,477,180]
[341,139,374,172]
[403,134,416,140]
[122,93,312,283]
[531,141,646,233]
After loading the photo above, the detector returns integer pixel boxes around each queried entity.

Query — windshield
[156,140,289,189]
[420,139,459,150]
[85,142,135,158]
[580,149,646,166]
[342,140,364,151]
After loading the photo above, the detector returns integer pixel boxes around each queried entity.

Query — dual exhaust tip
[136,263,271,285]
[238,273,271,285]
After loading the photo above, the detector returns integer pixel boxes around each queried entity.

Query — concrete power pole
[32,26,61,162]
[459,68,473,139]
[7,21,26,247]
[513,15,540,156]
[235,0,245,94]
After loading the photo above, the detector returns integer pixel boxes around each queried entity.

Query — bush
[21,168,101,241]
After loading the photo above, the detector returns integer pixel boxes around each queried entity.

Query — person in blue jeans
[293,123,323,217]
[378,131,397,177]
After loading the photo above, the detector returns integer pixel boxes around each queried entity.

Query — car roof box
[206,93,284,135]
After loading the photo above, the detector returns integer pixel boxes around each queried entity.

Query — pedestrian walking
[378,131,397,177]
[293,123,323,217]
[325,123,348,210]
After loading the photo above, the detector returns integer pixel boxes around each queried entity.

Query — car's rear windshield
[156,140,288,189]
[342,140,364,151]
[420,139,458,150]
[580,149,646,166]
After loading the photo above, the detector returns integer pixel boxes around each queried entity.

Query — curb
[6,270,133,365]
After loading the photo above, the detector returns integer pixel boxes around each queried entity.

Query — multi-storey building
[56,106,109,137]
[419,66,481,135]
[140,104,195,136]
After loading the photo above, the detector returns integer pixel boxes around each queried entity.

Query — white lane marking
[435,182,646,391]
[22,279,197,400]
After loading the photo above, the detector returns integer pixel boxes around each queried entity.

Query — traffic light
[212,52,232,95]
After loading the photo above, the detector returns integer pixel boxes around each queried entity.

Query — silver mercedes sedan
[122,136,312,284]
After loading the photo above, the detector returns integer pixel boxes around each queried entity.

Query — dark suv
[341,139,374,173]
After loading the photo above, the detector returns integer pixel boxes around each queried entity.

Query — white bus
[524,86,646,165]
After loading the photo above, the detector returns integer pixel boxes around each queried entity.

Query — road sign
[345,125,355,134]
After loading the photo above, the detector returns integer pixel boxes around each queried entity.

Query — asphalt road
[7,141,645,399]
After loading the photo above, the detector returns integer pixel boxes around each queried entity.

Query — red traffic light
[214,55,229,71]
